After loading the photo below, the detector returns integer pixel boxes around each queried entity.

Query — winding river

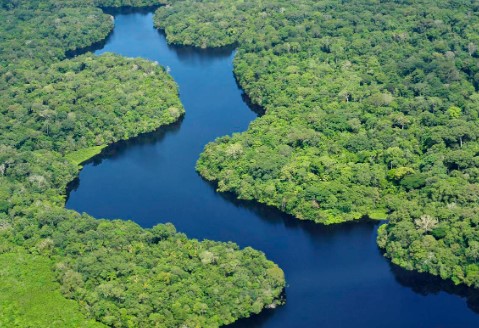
[66,8,479,327]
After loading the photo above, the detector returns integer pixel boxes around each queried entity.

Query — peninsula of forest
[2,0,479,327]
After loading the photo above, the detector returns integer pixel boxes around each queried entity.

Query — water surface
[67,10,479,327]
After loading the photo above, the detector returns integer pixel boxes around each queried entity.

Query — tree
[447,105,462,119]
[414,215,438,233]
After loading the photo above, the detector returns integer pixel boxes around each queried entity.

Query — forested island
[156,0,479,289]
[0,1,285,327]
[3,0,479,326]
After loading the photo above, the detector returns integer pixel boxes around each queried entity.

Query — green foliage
[447,105,462,119]
[0,0,285,326]
[431,226,447,239]
[6,210,285,327]
[0,0,113,65]
[156,0,479,288]
[65,146,107,166]
[154,1,242,48]
[1,53,184,153]
[399,173,426,191]
[368,210,388,221]
[0,248,105,328]
[387,167,415,182]
[93,0,165,8]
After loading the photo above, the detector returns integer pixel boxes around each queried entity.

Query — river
[66,8,479,327]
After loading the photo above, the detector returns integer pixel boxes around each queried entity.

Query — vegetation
[0,248,105,328]
[65,146,107,167]
[0,0,285,326]
[155,0,479,288]
[93,0,165,8]
[2,53,183,153]
[0,0,113,65]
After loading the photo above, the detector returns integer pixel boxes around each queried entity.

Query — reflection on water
[157,30,237,63]
[390,264,479,314]
[102,5,162,15]
[66,119,183,199]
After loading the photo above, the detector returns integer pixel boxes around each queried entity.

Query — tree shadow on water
[235,78,265,117]
[202,178,479,323]
[156,30,236,64]
[101,5,161,16]
[66,118,183,199]
[389,262,479,314]
[66,6,161,58]
[229,305,280,328]
[201,176,381,243]
[65,30,115,58]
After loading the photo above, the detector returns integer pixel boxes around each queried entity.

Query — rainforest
[157,0,479,287]
[0,1,284,327]
[2,0,479,327]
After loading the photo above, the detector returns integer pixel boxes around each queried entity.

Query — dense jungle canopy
[155,0,479,288]
[0,1,285,327]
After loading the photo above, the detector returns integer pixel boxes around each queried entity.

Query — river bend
[66,9,479,327]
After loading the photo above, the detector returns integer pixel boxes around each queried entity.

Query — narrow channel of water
[66,9,479,327]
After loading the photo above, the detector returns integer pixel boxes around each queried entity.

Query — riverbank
[67,8,479,327]
[0,2,285,327]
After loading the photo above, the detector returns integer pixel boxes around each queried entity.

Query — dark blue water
[66,10,479,328]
